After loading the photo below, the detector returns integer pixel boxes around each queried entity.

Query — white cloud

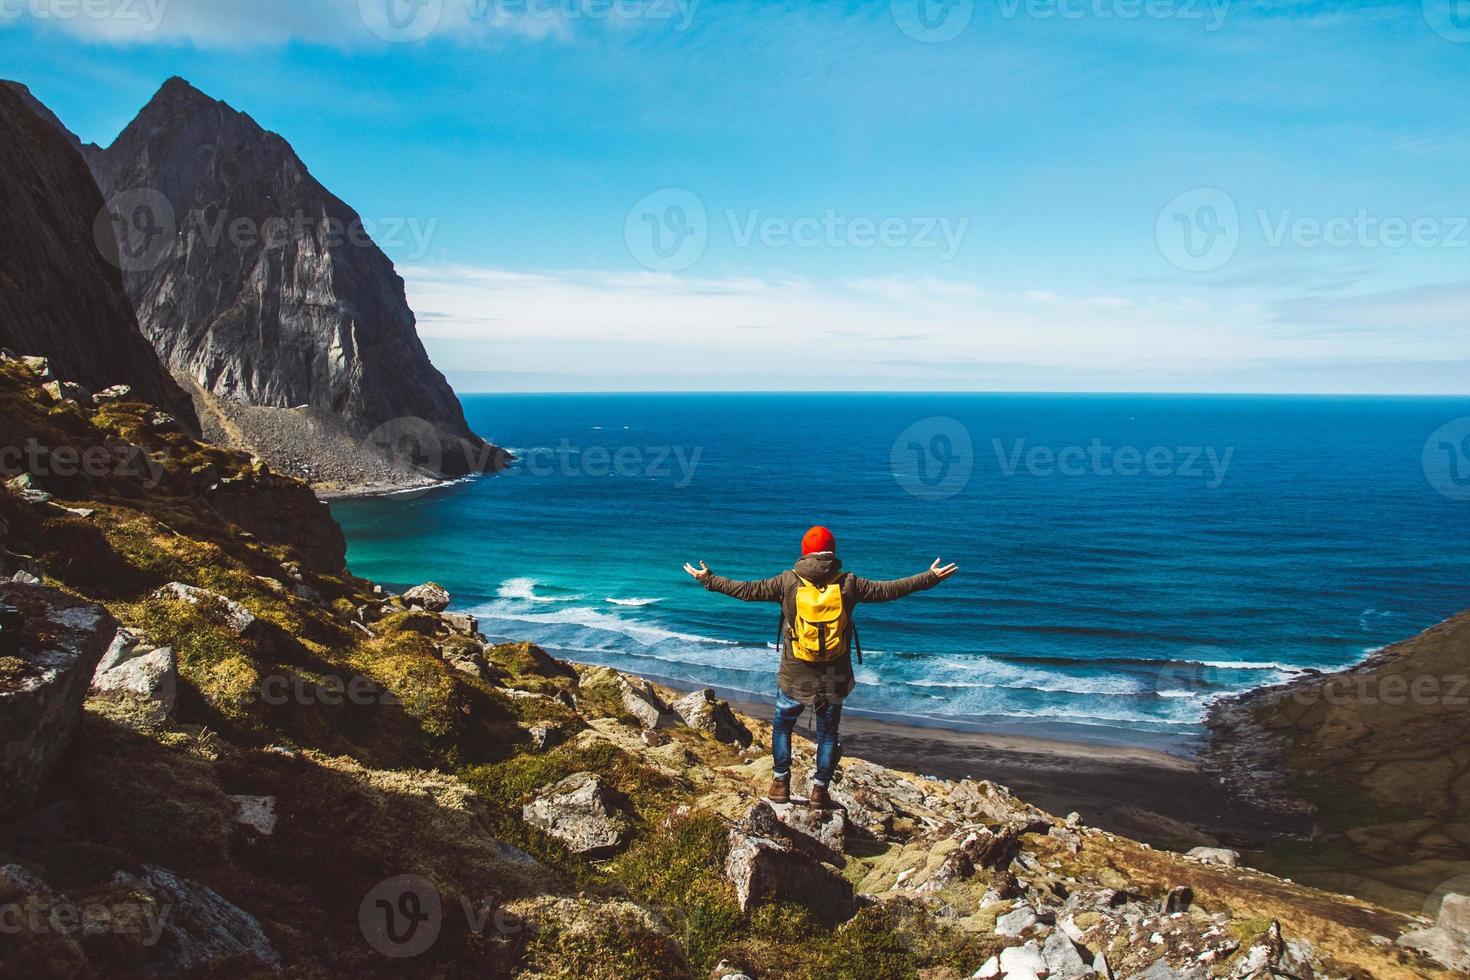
[397,263,1454,391]
[0,0,696,48]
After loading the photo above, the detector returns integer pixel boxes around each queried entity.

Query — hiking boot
[808,785,835,810]
[766,776,790,804]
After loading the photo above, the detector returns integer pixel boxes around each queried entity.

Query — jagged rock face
[0,583,118,817]
[0,83,198,427]
[86,77,503,483]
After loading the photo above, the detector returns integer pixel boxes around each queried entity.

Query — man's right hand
[683,561,711,582]
[930,558,958,581]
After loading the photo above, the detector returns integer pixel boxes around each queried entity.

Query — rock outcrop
[1204,607,1470,911]
[0,82,197,426]
[0,583,117,816]
[82,77,505,490]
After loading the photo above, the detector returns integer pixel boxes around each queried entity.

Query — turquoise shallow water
[331,393,1470,753]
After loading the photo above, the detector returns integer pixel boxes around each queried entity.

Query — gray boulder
[151,582,256,635]
[742,799,846,864]
[724,826,854,925]
[1043,928,1094,979]
[111,864,281,972]
[522,772,630,857]
[621,676,678,730]
[670,687,752,746]
[0,584,116,816]
[998,940,1048,980]
[1185,846,1240,868]
[996,903,1041,938]
[403,582,450,612]
[443,611,478,635]
[90,627,177,717]
[94,383,134,402]
[1398,892,1470,972]
[42,379,93,407]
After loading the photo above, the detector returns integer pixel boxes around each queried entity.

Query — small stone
[227,795,277,836]
[93,384,134,402]
[621,675,678,729]
[11,570,40,585]
[21,356,51,379]
[1163,885,1193,913]
[996,903,1040,937]
[527,725,560,751]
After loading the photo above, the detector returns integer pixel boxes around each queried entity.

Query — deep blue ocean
[331,394,1470,753]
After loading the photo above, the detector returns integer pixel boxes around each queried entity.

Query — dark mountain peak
[1,79,81,149]
[85,81,503,490]
[0,84,198,426]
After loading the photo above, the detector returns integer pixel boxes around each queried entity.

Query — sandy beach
[627,667,1285,852]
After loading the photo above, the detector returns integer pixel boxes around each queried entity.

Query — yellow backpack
[786,576,855,663]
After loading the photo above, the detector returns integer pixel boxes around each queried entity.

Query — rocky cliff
[83,77,504,492]
[0,83,198,428]
[1204,611,1470,918]
[0,361,1458,977]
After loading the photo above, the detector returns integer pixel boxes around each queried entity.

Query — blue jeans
[771,688,843,787]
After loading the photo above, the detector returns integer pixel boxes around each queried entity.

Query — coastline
[314,473,479,501]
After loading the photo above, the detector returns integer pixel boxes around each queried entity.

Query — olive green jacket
[701,552,940,708]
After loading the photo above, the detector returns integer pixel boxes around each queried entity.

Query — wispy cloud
[399,263,1468,391]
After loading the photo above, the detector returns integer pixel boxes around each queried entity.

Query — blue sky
[2,0,1467,392]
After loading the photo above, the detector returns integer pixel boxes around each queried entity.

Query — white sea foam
[473,601,737,648]
[497,577,579,603]
[606,597,664,607]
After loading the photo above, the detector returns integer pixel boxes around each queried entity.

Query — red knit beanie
[801,526,836,555]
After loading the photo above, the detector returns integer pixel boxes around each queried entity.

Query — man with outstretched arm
[683,525,957,809]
